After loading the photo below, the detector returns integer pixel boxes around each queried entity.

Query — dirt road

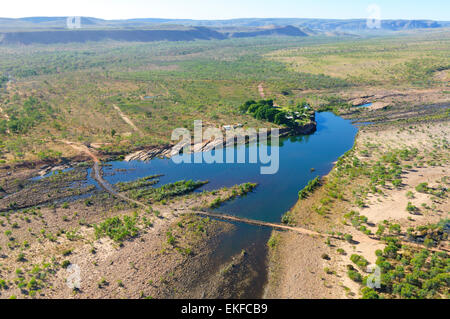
[112,104,143,135]
[61,140,147,208]
[258,83,265,99]
[193,210,325,236]
[257,83,279,106]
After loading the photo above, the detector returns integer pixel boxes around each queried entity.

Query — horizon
[0,0,449,21]
[2,16,449,22]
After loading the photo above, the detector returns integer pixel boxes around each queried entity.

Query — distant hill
[204,18,444,31]
[0,24,310,45]
[0,16,447,31]
[0,27,227,45]
[0,16,448,45]
[227,25,308,38]
[156,18,445,31]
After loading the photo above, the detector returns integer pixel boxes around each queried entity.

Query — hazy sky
[1,0,449,21]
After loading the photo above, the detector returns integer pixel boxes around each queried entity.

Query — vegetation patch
[94,213,139,242]
[298,177,321,199]
[128,180,208,203]
[239,99,314,129]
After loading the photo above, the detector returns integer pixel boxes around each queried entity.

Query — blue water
[359,103,372,108]
[31,167,74,181]
[86,112,357,297]
[101,112,357,223]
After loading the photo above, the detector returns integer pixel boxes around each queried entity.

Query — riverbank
[266,114,449,299]
[123,119,317,163]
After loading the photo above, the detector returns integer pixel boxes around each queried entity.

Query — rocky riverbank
[124,118,317,162]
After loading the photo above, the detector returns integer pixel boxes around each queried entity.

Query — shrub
[406,191,415,199]
[350,254,369,268]
[281,212,294,225]
[321,253,330,260]
[166,231,176,246]
[94,215,139,242]
[361,287,380,299]
[348,269,363,282]
[324,267,334,275]
[406,202,418,213]
[210,197,222,209]
[344,234,353,243]
[392,179,402,188]
[0,279,8,290]
[376,225,385,236]
[298,177,321,199]
[267,234,278,248]
[62,249,73,256]
[415,183,430,193]
[389,223,401,234]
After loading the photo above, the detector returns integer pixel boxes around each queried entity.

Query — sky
[1,0,449,21]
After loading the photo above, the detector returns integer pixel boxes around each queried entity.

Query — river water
[90,111,358,297]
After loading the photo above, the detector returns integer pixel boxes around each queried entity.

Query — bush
[348,269,363,282]
[406,202,418,213]
[94,215,139,242]
[298,177,321,199]
[0,279,8,290]
[321,253,330,260]
[281,211,294,225]
[406,191,415,199]
[16,253,26,262]
[392,179,402,188]
[62,249,73,256]
[415,183,430,193]
[361,287,380,299]
[267,234,278,248]
[350,254,369,269]
[166,231,176,246]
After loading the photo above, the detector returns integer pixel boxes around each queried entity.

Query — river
[88,111,358,297]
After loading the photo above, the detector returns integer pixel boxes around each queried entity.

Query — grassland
[268,29,450,87]
[1,32,448,164]
[0,36,353,164]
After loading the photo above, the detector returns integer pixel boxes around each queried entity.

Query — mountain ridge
[0,25,310,45]
[0,16,448,31]
[0,17,448,45]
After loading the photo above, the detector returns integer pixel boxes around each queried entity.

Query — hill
[0,16,447,31]
[0,27,227,45]
[0,25,310,45]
